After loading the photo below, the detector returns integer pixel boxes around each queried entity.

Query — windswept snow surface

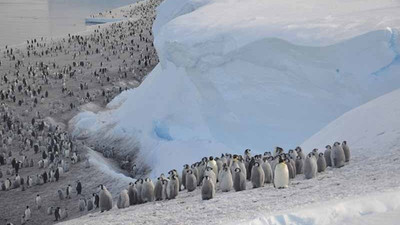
[73,0,400,177]
[63,86,400,225]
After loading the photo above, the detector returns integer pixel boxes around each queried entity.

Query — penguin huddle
[113,141,350,205]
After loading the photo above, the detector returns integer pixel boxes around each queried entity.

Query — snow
[72,0,400,178]
[63,81,400,225]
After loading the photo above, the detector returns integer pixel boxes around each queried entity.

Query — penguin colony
[0,0,163,223]
[93,141,351,214]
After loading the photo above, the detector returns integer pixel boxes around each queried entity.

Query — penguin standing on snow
[78,198,86,211]
[251,162,265,188]
[201,176,215,200]
[219,165,233,192]
[76,180,82,195]
[181,164,189,190]
[295,146,305,159]
[233,168,246,192]
[87,197,94,211]
[317,153,327,172]
[24,206,31,221]
[274,156,289,189]
[141,178,155,203]
[117,189,130,209]
[154,178,164,201]
[331,142,345,168]
[324,145,332,167]
[261,159,273,183]
[167,175,179,199]
[35,194,42,209]
[304,153,317,179]
[342,141,351,162]
[99,184,113,212]
[185,169,197,192]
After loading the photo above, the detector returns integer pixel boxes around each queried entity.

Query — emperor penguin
[219,165,233,192]
[87,197,94,211]
[317,153,327,172]
[243,149,252,162]
[135,179,143,204]
[66,184,72,199]
[331,142,345,168]
[78,198,86,211]
[216,157,223,174]
[295,146,305,159]
[58,189,64,200]
[304,153,317,179]
[273,147,283,157]
[251,162,265,188]
[342,141,351,162]
[141,178,155,203]
[24,206,31,221]
[207,156,218,179]
[185,169,197,192]
[201,176,215,200]
[117,189,130,209]
[288,149,298,159]
[238,157,247,179]
[181,164,189,190]
[324,145,332,167]
[295,155,304,174]
[47,206,54,215]
[35,194,42,209]
[261,159,273,183]
[233,168,246,192]
[190,164,199,185]
[154,177,164,201]
[99,184,113,212]
[285,158,295,179]
[85,158,90,168]
[128,182,138,205]
[167,175,179,199]
[274,156,289,189]
[204,167,217,187]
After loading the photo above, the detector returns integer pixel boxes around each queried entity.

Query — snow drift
[72,0,400,177]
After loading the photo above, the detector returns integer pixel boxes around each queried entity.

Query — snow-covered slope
[72,0,400,177]
[63,88,400,225]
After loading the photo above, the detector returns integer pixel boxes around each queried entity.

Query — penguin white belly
[274,163,289,188]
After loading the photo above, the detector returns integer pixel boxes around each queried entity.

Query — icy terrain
[63,88,400,224]
[73,0,400,177]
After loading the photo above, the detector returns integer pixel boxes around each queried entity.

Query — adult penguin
[181,164,189,190]
[201,176,215,200]
[251,162,265,188]
[274,156,289,189]
[317,153,327,172]
[76,180,82,195]
[141,178,155,203]
[304,153,317,179]
[219,165,233,192]
[342,141,351,162]
[185,169,197,192]
[35,194,42,209]
[324,145,332,167]
[167,175,179,199]
[261,159,273,184]
[331,142,345,168]
[295,155,304,174]
[117,189,130,209]
[233,168,246,192]
[99,184,113,212]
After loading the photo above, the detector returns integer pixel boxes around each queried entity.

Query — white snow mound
[73,0,400,177]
